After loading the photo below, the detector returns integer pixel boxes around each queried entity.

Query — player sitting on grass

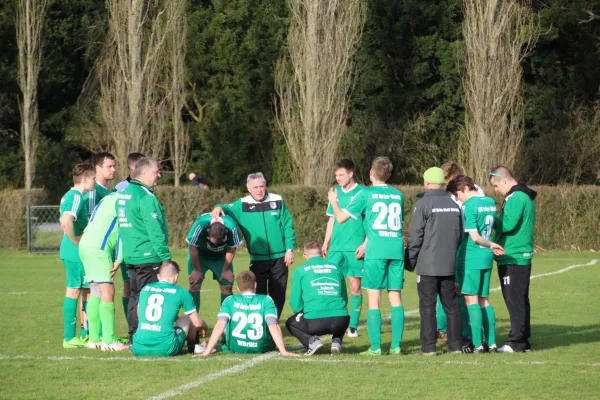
[79,192,128,351]
[195,270,298,357]
[186,213,242,312]
[447,175,505,353]
[132,261,207,357]
[328,156,406,356]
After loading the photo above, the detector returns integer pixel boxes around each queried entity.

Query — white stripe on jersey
[71,194,81,220]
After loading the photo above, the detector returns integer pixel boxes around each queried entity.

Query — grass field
[1,249,599,399]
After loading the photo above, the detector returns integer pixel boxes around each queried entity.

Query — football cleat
[86,341,101,350]
[347,328,359,338]
[63,337,86,349]
[359,348,382,356]
[101,340,130,352]
[487,344,498,353]
[388,347,401,355]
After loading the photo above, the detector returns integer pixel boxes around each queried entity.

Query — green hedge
[2,185,599,251]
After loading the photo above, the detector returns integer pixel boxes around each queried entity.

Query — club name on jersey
[304,264,338,273]
[233,303,262,311]
[432,207,460,213]
[205,241,226,252]
[144,286,176,294]
[236,340,258,348]
[378,231,399,237]
[371,193,402,200]
[141,323,161,332]
[477,206,497,212]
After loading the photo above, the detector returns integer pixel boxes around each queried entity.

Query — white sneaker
[347,328,359,338]
[86,341,101,350]
[331,342,342,355]
[101,340,130,352]
[194,343,216,354]
[497,344,515,353]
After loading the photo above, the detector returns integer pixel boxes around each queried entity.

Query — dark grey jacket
[406,189,462,276]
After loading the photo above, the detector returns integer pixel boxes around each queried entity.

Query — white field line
[0,354,246,363]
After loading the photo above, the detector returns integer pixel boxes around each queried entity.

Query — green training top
[219,293,277,354]
[79,193,122,262]
[185,214,242,260]
[289,256,348,320]
[59,188,88,262]
[133,281,196,345]
[326,183,366,252]
[494,190,536,266]
[83,183,110,217]
[344,185,405,260]
[457,195,496,270]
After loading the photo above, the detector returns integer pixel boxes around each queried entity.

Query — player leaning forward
[79,192,129,351]
[328,157,405,356]
[447,175,505,353]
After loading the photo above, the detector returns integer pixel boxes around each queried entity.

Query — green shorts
[132,327,187,357]
[326,251,364,277]
[80,248,113,284]
[120,262,130,282]
[62,259,89,289]
[188,257,234,287]
[363,259,404,290]
[460,268,492,297]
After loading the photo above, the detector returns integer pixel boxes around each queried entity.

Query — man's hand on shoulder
[210,206,224,219]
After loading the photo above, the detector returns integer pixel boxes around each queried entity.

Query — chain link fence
[27,205,62,253]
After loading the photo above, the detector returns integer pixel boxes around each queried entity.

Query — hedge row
[2,185,599,251]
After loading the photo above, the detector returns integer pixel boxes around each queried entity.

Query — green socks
[87,296,101,343]
[220,293,230,305]
[390,306,405,349]
[122,296,129,320]
[63,297,78,341]
[467,304,483,348]
[100,302,116,345]
[458,296,470,338]
[190,291,200,311]
[349,294,363,329]
[482,305,496,346]
[436,295,447,332]
[366,309,382,351]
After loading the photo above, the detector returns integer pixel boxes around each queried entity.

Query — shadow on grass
[494,321,600,350]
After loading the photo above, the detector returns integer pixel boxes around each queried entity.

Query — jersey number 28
[372,202,402,231]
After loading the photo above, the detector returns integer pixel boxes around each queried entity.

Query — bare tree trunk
[16,0,49,189]
[275,0,366,186]
[459,0,538,183]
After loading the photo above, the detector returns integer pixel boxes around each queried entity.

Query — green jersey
[79,193,122,261]
[83,183,110,217]
[326,184,366,252]
[289,256,348,319]
[59,188,88,262]
[219,293,277,354]
[457,195,496,270]
[133,281,196,345]
[344,185,405,260]
[494,188,537,266]
[185,214,242,260]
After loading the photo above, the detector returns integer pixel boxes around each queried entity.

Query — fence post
[26,204,32,253]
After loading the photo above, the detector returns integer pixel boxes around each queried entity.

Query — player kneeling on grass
[447,175,505,354]
[132,261,207,357]
[195,270,297,357]
[286,240,350,355]
[186,214,242,312]
[79,192,128,351]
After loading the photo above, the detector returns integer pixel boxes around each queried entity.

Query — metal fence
[27,205,62,253]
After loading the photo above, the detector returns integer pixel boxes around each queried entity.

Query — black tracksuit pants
[250,257,288,318]
[127,263,160,343]
[417,274,462,352]
[286,313,350,347]
[498,264,532,352]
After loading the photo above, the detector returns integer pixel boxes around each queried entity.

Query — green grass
[1,249,599,399]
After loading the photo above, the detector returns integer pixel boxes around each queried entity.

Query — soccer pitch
[1,249,599,399]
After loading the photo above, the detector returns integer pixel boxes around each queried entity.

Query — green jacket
[494,184,537,266]
[289,256,348,319]
[218,192,295,261]
[116,180,171,265]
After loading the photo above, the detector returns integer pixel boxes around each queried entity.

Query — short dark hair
[208,222,228,243]
[236,270,256,292]
[440,162,463,182]
[371,157,393,181]
[446,175,476,196]
[489,165,513,182]
[304,240,321,254]
[159,260,180,277]
[92,152,115,168]
[335,159,355,172]
[127,152,145,168]
[72,163,95,184]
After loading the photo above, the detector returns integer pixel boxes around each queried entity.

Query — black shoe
[461,342,474,354]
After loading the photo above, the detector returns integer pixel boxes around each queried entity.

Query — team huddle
[58,152,536,356]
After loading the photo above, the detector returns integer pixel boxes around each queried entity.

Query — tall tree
[16,0,49,189]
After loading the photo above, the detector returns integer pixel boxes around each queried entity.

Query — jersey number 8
[145,294,164,322]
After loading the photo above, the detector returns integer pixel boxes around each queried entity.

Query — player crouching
[132,261,207,357]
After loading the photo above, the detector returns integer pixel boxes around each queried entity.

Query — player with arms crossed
[328,157,405,356]
[132,261,207,356]
[79,192,129,351]
[322,159,366,338]
[447,175,504,353]
[186,213,242,311]
[196,270,297,357]
[59,164,96,348]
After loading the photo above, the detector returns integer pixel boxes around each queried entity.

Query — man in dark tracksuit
[407,167,463,355]
[211,172,296,317]
[489,166,536,353]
